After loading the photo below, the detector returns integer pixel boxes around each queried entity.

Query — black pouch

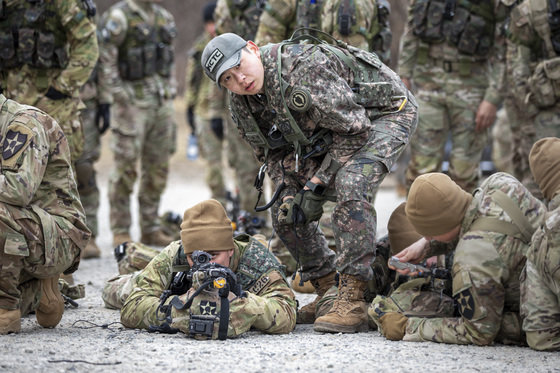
[159,24,176,44]
[125,47,144,80]
[457,14,486,55]
[424,0,445,41]
[17,28,35,65]
[0,31,15,65]
[156,43,173,77]
[54,46,68,68]
[443,6,469,45]
[143,44,157,76]
[412,0,430,37]
[36,32,54,68]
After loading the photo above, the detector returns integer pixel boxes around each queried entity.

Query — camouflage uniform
[0,94,90,314]
[521,193,560,351]
[102,236,297,337]
[508,0,560,192]
[98,0,177,237]
[229,42,417,282]
[214,0,269,217]
[401,0,511,192]
[185,32,227,204]
[0,0,98,163]
[400,173,545,345]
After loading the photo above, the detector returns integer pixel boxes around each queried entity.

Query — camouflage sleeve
[120,243,179,329]
[254,0,298,45]
[215,0,235,35]
[228,270,297,336]
[52,0,99,95]
[0,115,50,206]
[207,83,228,119]
[405,234,508,345]
[483,20,507,106]
[320,0,336,36]
[184,50,199,109]
[396,3,419,79]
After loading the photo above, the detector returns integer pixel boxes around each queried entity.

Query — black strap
[218,292,229,340]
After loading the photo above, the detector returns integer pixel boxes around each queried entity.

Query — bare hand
[388,237,429,276]
[475,100,497,132]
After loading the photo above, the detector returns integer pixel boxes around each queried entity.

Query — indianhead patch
[456,289,475,320]
[288,87,312,112]
[199,300,217,316]
[1,125,34,169]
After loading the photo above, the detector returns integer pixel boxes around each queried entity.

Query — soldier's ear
[246,41,260,56]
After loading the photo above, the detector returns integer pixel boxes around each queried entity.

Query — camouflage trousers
[196,115,226,204]
[109,98,175,235]
[273,101,417,282]
[406,63,489,192]
[0,203,81,313]
[491,107,514,175]
[76,100,101,237]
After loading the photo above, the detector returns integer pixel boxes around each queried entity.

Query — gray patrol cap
[201,33,247,88]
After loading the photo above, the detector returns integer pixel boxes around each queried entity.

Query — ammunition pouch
[528,56,560,108]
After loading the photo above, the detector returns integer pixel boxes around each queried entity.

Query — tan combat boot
[296,271,336,324]
[113,233,132,247]
[0,309,21,334]
[36,276,65,328]
[81,236,101,259]
[141,229,173,247]
[313,274,369,333]
[291,272,315,293]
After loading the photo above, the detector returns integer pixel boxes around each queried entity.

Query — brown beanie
[405,173,473,237]
[388,202,423,255]
[529,137,560,200]
[180,199,235,254]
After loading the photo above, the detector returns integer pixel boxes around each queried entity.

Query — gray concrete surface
[1,113,559,373]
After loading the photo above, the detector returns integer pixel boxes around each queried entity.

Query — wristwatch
[305,180,326,195]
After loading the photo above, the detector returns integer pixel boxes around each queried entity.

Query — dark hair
[203,1,217,23]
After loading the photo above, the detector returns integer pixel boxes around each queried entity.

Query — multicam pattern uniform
[102,237,296,337]
[404,172,545,345]
[0,0,98,163]
[508,0,560,144]
[229,43,417,282]
[0,95,90,313]
[521,193,560,351]
[98,0,177,236]
[401,0,510,192]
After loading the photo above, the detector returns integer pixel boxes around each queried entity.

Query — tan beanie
[529,137,560,200]
[388,202,423,256]
[405,173,473,237]
[180,199,235,254]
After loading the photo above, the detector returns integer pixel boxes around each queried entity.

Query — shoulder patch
[455,289,475,320]
[1,125,34,169]
[288,87,312,112]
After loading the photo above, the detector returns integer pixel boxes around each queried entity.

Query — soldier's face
[425,225,460,243]
[219,41,264,95]
[187,249,234,267]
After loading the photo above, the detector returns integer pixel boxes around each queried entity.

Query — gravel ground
[1,110,559,373]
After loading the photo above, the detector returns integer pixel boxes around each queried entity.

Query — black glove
[45,87,70,100]
[95,103,111,134]
[278,189,325,225]
[210,117,224,141]
[186,105,195,132]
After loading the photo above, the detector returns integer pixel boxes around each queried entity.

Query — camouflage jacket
[215,0,266,40]
[0,0,98,106]
[0,94,90,255]
[97,0,177,105]
[229,42,413,193]
[405,172,546,345]
[120,235,297,336]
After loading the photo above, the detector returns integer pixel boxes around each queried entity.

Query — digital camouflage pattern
[521,193,560,351]
[102,236,296,338]
[401,0,511,192]
[508,0,560,140]
[98,0,177,236]
[0,0,98,163]
[0,95,90,312]
[215,0,266,40]
[403,172,545,345]
[229,42,417,283]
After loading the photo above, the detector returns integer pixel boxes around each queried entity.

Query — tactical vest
[116,3,176,81]
[297,0,324,30]
[234,37,404,160]
[411,0,496,56]
[225,0,267,40]
[171,235,285,294]
[0,0,73,70]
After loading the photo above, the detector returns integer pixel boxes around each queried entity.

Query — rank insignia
[289,87,311,112]
[199,300,217,316]
[456,289,475,320]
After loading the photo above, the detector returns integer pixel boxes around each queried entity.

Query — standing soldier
[401,0,512,192]
[98,0,177,247]
[0,0,99,165]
